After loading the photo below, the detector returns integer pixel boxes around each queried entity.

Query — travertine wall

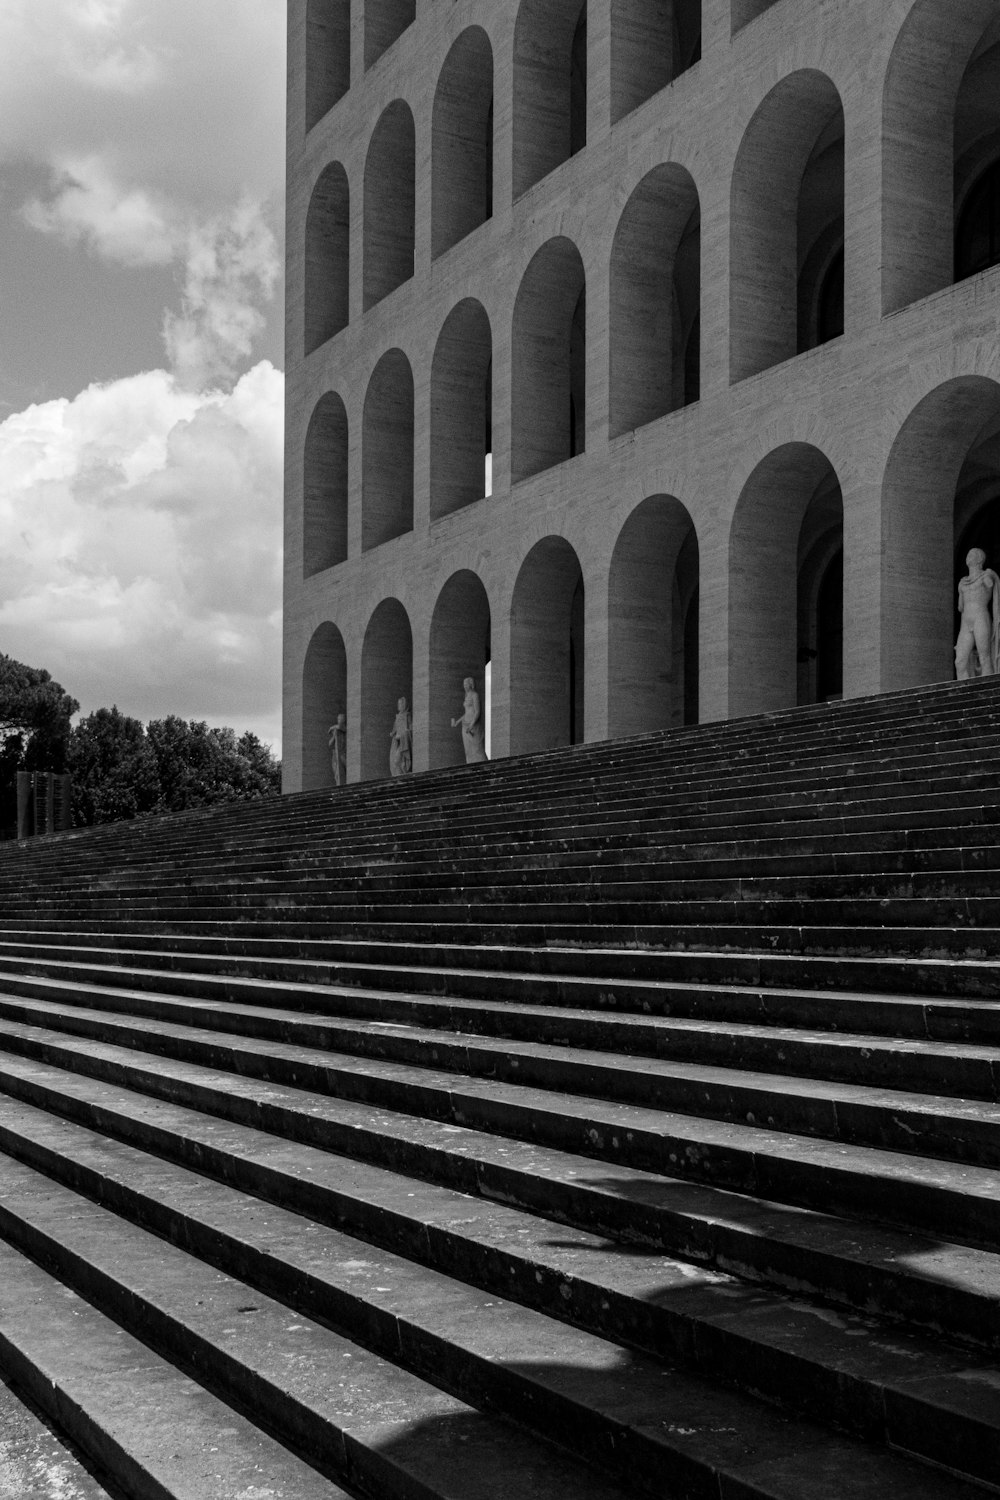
[284,0,1000,791]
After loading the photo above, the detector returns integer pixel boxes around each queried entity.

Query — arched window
[430,300,493,520]
[363,102,415,310]
[303,392,349,576]
[365,0,414,70]
[431,29,494,259]
[609,165,700,436]
[513,0,589,198]
[610,1,701,123]
[956,161,1000,281]
[882,0,1000,312]
[511,238,586,481]
[306,0,350,130]
[362,350,414,550]
[730,71,844,380]
[304,163,349,355]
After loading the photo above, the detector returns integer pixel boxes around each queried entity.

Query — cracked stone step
[2,980,1000,1159]
[2,1018,1000,1307]
[0,1093,996,1493]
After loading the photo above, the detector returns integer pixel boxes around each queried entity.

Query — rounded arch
[302,623,348,791]
[365,0,415,70]
[610,1,701,124]
[729,443,843,716]
[305,162,349,355]
[730,70,844,381]
[511,237,586,483]
[362,349,414,552]
[429,571,492,770]
[609,165,700,438]
[608,496,700,736]
[510,536,585,754]
[513,0,588,199]
[882,375,1000,688]
[303,392,348,577]
[306,0,350,130]
[432,28,494,259]
[361,599,413,781]
[431,299,493,521]
[883,0,1000,312]
[363,101,415,310]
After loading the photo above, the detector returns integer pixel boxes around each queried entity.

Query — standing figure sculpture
[328,712,347,787]
[389,697,412,776]
[955,548,1000,680]
[451,676,487,764]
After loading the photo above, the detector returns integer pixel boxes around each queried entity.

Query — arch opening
[729,444,843,716]
[511,237,586,483]
[510,537,585,754]
[608,496,700,736]
[730,71,844,381]
[513,0,588,198]
[429,572,492,770]
[360,600,413,781]
[365,0,415,70]
[883,2,1000,312]
[795,478,845,705]
[431,300,493,522]
[363,101,415,310]
[305,163,349,355]
[302,623,347,790]
[306,0,350,130]
[882,376,1000,689]
[610,1,701,124]
[432,29,495,260]
[303,393,349,577]
[609,165,700,437]
[362,349,414,551]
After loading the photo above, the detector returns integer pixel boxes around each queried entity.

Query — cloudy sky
[0,0,287,751]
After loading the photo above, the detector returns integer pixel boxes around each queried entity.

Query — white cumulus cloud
[0,1,287,748]
[0,362,285,750]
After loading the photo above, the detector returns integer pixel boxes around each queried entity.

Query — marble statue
[451,676,487,763]
[328,712,346,786]
[389,697,412,776]
[955,548,1000,680]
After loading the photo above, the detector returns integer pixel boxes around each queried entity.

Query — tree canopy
[0,653,79,769]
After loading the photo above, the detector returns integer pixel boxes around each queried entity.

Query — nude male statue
[955,547,1000,680]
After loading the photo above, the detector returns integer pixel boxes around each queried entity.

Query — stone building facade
[283,0,1000,790]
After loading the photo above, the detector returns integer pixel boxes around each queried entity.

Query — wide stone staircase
[0,676,999,1498]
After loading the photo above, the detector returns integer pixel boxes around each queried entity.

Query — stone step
[0,1156,653,1500]
[1,1009,998,1250]
[6,759,1000,887]
[10,847,1000,904]
[1,1035,998,1354]
[2,974,1000,1163]
[0,932,995,998]
[0,1088,992,1497]
[3,936,999,1041]
[0,1240,350,1500]
[0,1366,119,1500]
[4,968,1000,1116]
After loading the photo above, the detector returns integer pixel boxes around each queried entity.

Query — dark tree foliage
[0,653,79,768]
[68,707,161,827]
[146,716,281,813]
[0,654,79,836]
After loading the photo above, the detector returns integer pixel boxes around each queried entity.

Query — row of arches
[306,1,414,129]
[307,3,703,140]
[300,374,1000,786]
[303,202,691,576]
[305,8,1000,376]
